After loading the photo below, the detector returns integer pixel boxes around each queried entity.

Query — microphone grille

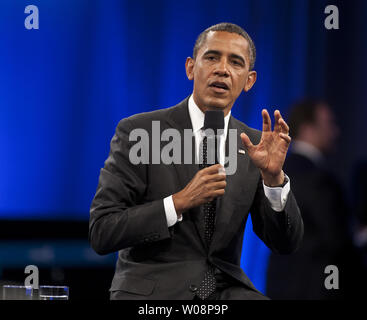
[203,110,225,131]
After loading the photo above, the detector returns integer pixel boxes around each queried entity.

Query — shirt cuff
[163,195,183,227]
[262,174,290,212]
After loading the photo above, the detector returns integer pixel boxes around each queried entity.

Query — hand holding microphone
[173,110,225,217]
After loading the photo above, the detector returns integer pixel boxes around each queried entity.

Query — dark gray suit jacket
[89,97,303,299]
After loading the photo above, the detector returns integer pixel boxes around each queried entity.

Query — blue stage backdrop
[1,0,366,293]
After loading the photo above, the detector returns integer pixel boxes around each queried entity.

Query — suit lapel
[209,117,259,253]
[165,97,198,190]
[165,97,206,248]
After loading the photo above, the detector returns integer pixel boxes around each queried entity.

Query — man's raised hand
[240,109,291,187]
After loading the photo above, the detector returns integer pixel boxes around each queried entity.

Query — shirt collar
[188,95,231,136]
[291,140,325,165]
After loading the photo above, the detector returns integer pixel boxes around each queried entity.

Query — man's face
[314,105,340,153]
[185,31,257,115]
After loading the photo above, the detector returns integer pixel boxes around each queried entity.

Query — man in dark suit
[89,23,303,300]
[266,99,356,299]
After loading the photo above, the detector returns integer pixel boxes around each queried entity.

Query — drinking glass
[38,285,69,300]
[2,285,33,300]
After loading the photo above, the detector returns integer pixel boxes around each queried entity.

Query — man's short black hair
[287,99,327,139]
[193,22,256,70]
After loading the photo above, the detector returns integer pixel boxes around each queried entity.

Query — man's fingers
[274,110,289,134]
[205,172,226,183]
[240,132,254,151]
[201,176,227,202]
[279,118,289,134]
[212,188,225,197]
[274,109,290,142]
[274,110,281,133]
[279,132,291,144]
[198,164,226,183]
[201,164,224,175]
[206,188,226,202]
[262,109,272,132]
[207,180,227,191]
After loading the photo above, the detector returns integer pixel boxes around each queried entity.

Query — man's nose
[214,59,229,77]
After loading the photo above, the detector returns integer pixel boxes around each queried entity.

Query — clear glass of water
[38,286,69,300]
[2,285,33,300]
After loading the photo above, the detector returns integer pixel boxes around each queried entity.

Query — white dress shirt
[163,95,290,227]
[291,140,324,166]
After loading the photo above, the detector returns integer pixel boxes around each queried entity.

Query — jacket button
[189,285,198,293]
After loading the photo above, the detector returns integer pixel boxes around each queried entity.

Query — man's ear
[244,70,257,92]
[185,57,194,80]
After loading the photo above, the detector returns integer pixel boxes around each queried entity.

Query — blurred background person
[266,99,365,300]
[352,160,367,268]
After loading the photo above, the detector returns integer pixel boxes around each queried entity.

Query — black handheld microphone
[203,110,224,164]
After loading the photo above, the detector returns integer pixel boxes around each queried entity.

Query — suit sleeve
[89,118,171,255]
[250,178,304,254]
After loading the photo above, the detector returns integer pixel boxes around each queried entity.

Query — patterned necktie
[199,136,217,245]
[196,135,217,300]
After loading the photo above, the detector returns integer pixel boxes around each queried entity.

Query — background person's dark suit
[89,97,303,300]
[266,150,354,299]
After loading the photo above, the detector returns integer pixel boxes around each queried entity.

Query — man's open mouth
[209,81,229,90]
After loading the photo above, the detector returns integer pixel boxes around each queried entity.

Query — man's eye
[232,60,242,66]
[206,56,216,61]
